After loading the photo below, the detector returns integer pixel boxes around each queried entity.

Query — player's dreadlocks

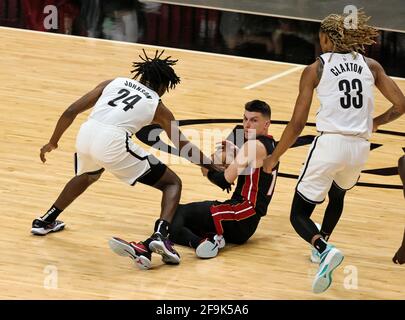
[320,10,379,57]
[131,49,181,93]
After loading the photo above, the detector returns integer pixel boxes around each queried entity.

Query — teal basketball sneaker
[312,245,344,293]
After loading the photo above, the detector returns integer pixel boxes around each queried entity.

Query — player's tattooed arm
[373,106,403,131]
[368,58,405,131]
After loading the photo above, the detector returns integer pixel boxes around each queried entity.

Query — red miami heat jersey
[231,135,278,216]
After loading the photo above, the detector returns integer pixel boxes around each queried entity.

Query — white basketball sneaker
[196,234,225,259]
[312,245,344,294]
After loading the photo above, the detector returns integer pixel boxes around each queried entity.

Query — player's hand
[40,142,58,163]
[263,155,278,173]
[216,140,239,157]
[224,183,234,194]
[393,246,405,265]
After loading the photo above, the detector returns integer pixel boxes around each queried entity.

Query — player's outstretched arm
[262,62,318,173]
[368,59,405,131]
[153,101,222,172]
[40,80,112,163]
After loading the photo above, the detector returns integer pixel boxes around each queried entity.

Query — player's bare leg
[146,167,182,265]
[31,171,103,235]
[109,167,182,269]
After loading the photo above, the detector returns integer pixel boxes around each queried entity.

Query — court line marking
[1,26,404,82]
[244,65,305,90]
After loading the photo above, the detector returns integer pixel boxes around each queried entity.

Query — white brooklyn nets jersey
[316,52,375,139]
[89,77,160,134]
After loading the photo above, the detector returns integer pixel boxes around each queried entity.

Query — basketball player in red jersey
[169,100,279,258]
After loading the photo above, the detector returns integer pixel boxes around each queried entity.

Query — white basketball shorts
[296,133,370,203]
[74,119,166,185]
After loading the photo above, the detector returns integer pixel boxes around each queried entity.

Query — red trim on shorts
[209,200,256,235]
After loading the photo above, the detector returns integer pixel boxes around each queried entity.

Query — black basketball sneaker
[31,218,65,235]
[149,232,181,265]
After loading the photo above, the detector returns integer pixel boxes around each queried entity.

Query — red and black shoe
[109,237,152,270]
[148,232,181,265]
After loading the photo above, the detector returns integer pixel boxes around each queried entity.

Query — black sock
[320,231,330,241]
[314,237,328,254]
[154,219,170,238]
[41,205,62,223]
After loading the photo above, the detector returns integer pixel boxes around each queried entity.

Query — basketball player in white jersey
[32,50,221,270]
[263,11,405,292]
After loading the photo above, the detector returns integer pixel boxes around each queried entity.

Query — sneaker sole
[108,237,151,270]
[149,241,180,265]
[312,249,344,294]
[31,224,65,236]
[196,241,219,259]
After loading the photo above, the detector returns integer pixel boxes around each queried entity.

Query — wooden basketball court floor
[0,26,404,300]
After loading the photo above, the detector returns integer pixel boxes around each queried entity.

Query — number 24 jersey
[88,77,160,135]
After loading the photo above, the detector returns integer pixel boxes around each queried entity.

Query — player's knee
[171,174,182,192]
[329,183,346,200]
[161,173,182,197]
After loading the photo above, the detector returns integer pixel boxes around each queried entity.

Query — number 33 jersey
[316,52,375,139]
[89,77,160,135]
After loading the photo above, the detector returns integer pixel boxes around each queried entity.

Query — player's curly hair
[131,49,181,92]
[320,10,379,56]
